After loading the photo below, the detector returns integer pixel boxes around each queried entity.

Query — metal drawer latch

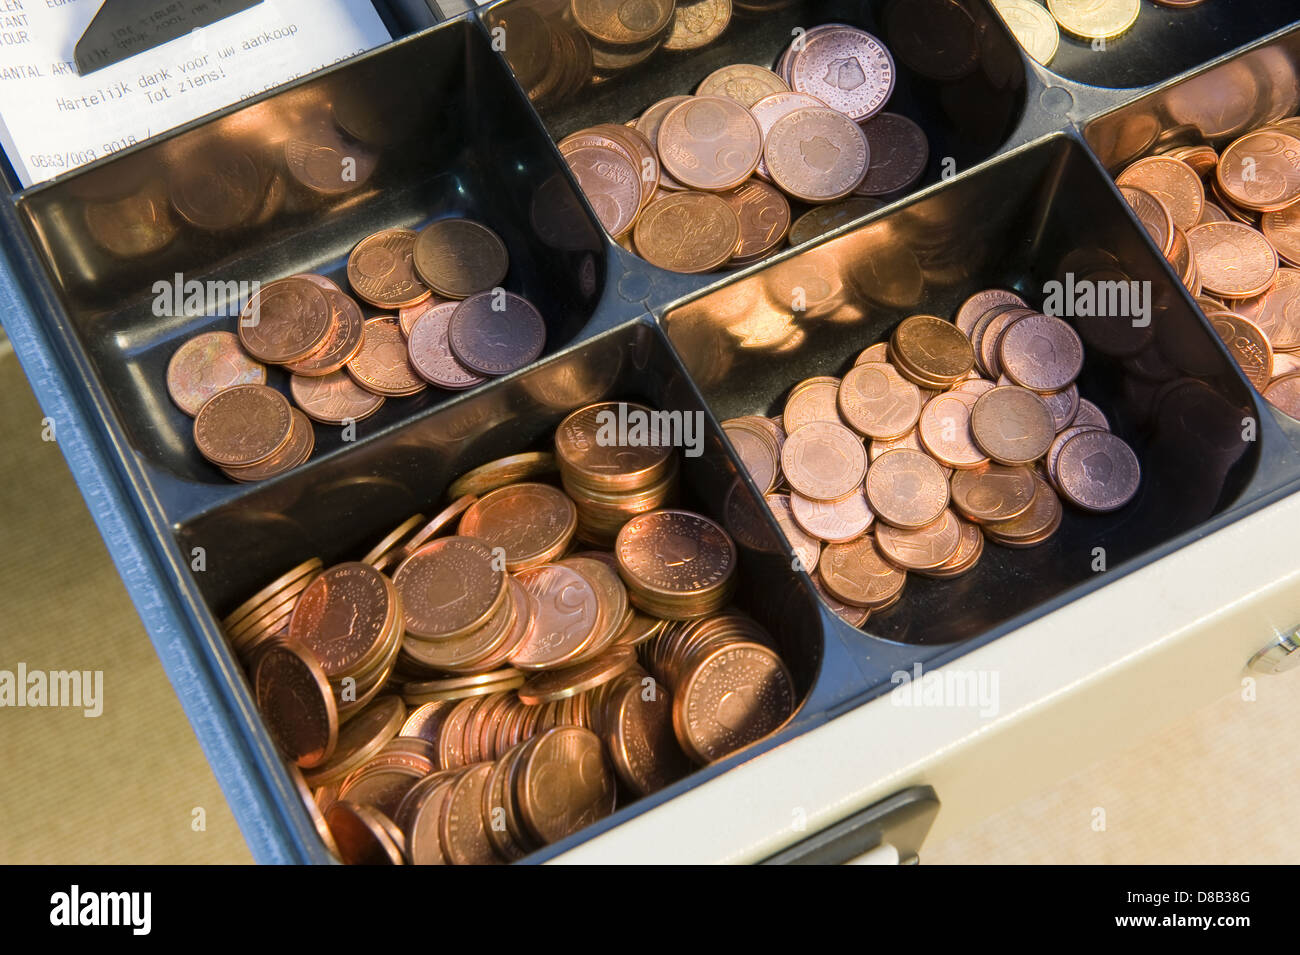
[1248,629,1300,675]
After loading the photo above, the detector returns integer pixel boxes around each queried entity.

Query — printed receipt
[0,0,392,187]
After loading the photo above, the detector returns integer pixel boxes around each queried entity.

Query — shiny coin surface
[347,317,427,397]
[917,391,987,469]
[818,535,906,609]
[865,448,949,529]
[838,361,923,439]
[448,452,558,500]
[780,420,868,502]
[254,640,338,769]
[347,228,431,309]
[413,219,509,299]
[970,386,1056,466]
[290,370,385,425]
[993,0,1059,64]
[1047,0,1138,40]
[237,277,333,364]
[764,107,870,204]
[1217,130,1300,212]
[447,291,547,376]
[633,192,742,273]
[764,493,822,573]
[510,563,602,669]
[789,487,874,543]
[696,63,789,108]
[1117,155,1205,231]
[996,313,1084,393]
[789,27,895,121]
[855,113,928,197]
[289,561,397,679]
[393,537,507,640]
[407,301,488,390]
[658,96,763,192]
[167,331,266,416]
[459,483,577,571]
[193,383,293,467]
[875,509,963,571]
[1186,222,1279,299]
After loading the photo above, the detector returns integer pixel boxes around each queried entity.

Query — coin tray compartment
[175,320,829,862]
[486,0,1028,256]
[1014,1,1299,91]
[663,131,1288,649]
[1083,24,1300,444]
[12,19,610,520]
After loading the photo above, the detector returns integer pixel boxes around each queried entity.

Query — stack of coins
[220,558,322,661]
[169,218,544,482]
[559,24,930,272]
[555,402,681,544]
[641,612,794,765]
[1109,115,1300,421]
[288,561,405,721]
[233,401,795,862]
[723,295,1140,629]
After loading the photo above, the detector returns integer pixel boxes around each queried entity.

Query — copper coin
[413,219,509,299]
[393,495,479,565]
[723,418,780,493]
[562,142,642,237]
[401,583,518,675]
[891,315,976,385]
[615,509,737,598]
[1230,269,1300,351]
[918,391,987,469]
[1272,354,1300,379]
[459,483,577,572]
[865,448,949,529]
[784,376,843,431]
[818,535,906,609]
[675,642,794,764]
[304,696,406,787]
[438,762,500,865]
[254,640,338,769]
[393,537,507,641]
[238,277,333,364]
[722,180,791,263]
[633,192,742,273]
[1046,424,1104,487]
[284,118,378,196]
[1261,202,1300,267]
[984,475,1061,546]
[1200,201,1231,225]
[325,801,405,865]
[1264,373,1300,418]
[83,185,177,258]
[517,647,636,705]
[556,402,674,491]
[346,229,430,309]
[764,493,822,573]
[854,342,891,365]
[789,27,895,121]
[168,143,262,231]
[1047,0,1138,40]
[838,361,923,439]
[290,370,385,425]
[603,672,690,796]
[407,301,488,390]
[764,107,869,204]
[509,563,602,670]
[975,307,1034,379]
[589,123,660,213]
[855,113,928,196]
[876,509,963,571]
[220,408,315,482]
[1117,156,1205,231]
[448,452,558,500]
[657,96,763,192]
[223,557,323,629]
[636,96,694,191]
[347,316,427,396]
[949,462,1037,523]
[997,313,1084,393]
[571,0,674,45]
[919,514,985,578]
[193,383,294,467]
[664,0,731,51]
[1208,311,1272,390]
[167,330,266,416]
[810,573,870,627]
[361,513,426,569]
[697,63,790,108]
[1053,430,1140,513]
[781,421,867,502]
[870,428,925,461]
[788,197,883,245]
[399,296,441,337]
[750,91,828,182]
[970,386,1055,466]
[283,289,366,377]
[1187,222,1279,298]
[1073,399,1109,431]
[289,561,397,678]
[404,773,456,865]
[1119,185,1174,255]
[789,486,874,543]
[1041,382,1081,432]
[447,291,546,376]
[517,726,615,844]
[1217,130,1300,212]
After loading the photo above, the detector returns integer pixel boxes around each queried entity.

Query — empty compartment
[13,19,608,512]
[484,0,1027,258]
[176,320,826,861]
[998,0,1297,90]
[663,133,1269,646]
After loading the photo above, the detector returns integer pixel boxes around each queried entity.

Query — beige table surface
[0,345,1294,865]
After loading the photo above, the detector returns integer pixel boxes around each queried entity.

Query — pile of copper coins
[168,218,544,481]
[559,23,930,272]
[722,294,1140,626]
[234,401,795,863]
[1110,114,1300,420]
[993,0,1205,66]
